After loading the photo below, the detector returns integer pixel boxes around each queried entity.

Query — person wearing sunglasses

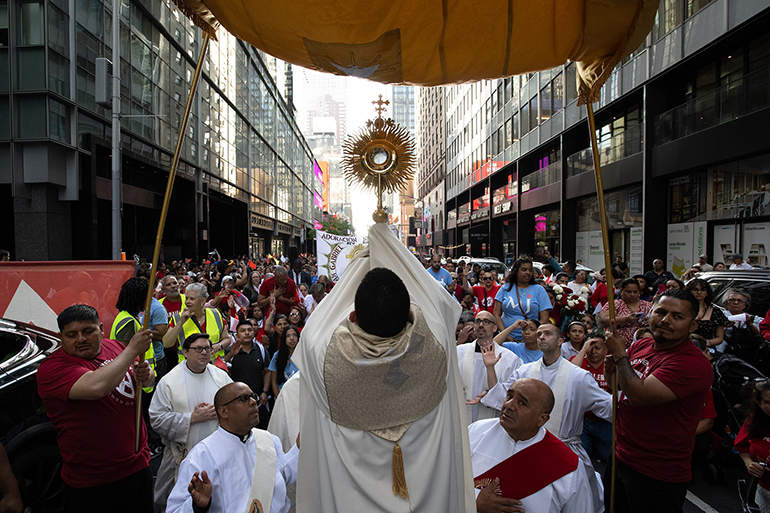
[168,382,298,513]
[149,333,232,509]
[462,267,501,315]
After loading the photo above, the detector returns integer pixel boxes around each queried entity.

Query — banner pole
[135,33,211,453]
[586,101,617,512]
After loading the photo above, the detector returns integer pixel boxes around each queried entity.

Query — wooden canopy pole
[585,101,617,512]
[135,33,212,453]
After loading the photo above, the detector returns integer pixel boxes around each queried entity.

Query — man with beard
[457,310,521,425]
[603,289,712,513]
[427,253,453,287]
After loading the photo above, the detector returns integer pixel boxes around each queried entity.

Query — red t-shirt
[258,277,298,316]
[616,337,713,483]
[162,298,183,319]
[735,416,770,491]
[473,284,502,313]
[702,390,717,419]
[36,339,150,487]
[570,357,610,421]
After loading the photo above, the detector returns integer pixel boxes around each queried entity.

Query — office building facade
[0,0,318,261]
[430,0,770,275]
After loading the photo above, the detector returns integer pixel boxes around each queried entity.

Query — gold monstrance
[341,95,416,224]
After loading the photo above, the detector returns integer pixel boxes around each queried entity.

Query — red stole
[474,430,578,499]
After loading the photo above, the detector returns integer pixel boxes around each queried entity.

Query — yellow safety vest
[170,307,225,362]
[109,310,156,393]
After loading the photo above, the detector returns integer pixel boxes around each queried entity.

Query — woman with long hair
[288,305,305,332]
[493,256,551,341]
[242,270,262,303]
[268,325,300,397]
[685,278,729,350]
[632,274,653,301]
[598,278,653,347]
[263,302,289,355]
[736,379,770,510]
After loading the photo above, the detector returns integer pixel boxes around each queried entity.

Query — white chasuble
[293,222,475,513]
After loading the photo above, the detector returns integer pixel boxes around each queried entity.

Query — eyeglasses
[482,276,494,281]
[474,319,496,326]
[289,312,300,317]
[188,345,212,354]
[221,392,259,406]
[727,298,745,303]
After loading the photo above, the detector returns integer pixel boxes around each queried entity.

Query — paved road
[596,459,747,513]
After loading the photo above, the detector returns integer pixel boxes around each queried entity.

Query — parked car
[455,257,509,279]
[0,318,64,512]
[697,270,770,317]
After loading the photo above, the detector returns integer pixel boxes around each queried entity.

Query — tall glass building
[427,0,770,275]
[0,0,319,261]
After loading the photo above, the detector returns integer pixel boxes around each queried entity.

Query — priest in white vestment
[267,372,301,513]
[457,310,521,425]
[481,323,611,513]
[293,222,475,513]
[149,333,233,510]
[166,382,298,513]
[470,378,592,513]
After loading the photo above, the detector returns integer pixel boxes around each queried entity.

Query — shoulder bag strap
[515,285,528,320]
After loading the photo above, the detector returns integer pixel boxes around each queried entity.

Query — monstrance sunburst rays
[341,96,416,223]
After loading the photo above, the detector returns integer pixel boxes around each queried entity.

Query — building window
[16,94,47,138]
[17,1,44,45]
[651,0,682,41]
[49,97,69,142]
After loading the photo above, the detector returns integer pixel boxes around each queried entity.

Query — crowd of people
[427,251,770,512]
[4,241,770,513]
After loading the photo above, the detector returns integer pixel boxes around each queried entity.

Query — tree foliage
[319,213,354,236]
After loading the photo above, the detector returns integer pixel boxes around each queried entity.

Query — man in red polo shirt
[604,289,712,513]
[256,265,298,316]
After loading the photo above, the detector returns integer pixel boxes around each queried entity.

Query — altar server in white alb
[149,333,232,511]
[293,222,475,513]
[166,382,298,513]
[471,378,592,513]
[457,310,521,425]
[481,323,612,513]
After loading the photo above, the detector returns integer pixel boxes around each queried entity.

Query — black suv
[0,318,64,512]
[697,270,770,317]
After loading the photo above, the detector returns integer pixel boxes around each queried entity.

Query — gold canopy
[171,0,657,103]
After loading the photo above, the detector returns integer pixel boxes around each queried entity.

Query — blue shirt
[268,352,299,389]
[139,297,168,360]
[495,283,551,339]
[502,342,543,364]
[427,266,453,287]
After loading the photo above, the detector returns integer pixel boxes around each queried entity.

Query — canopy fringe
[170,0,219,41]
